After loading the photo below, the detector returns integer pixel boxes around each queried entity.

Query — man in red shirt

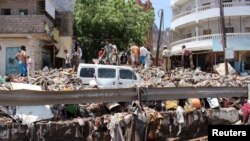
[182,45,191,68]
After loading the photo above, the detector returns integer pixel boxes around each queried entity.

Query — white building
[170,0,250,73]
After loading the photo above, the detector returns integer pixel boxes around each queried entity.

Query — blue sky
[151,0,171,29]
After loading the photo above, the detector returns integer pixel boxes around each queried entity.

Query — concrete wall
[0,0,38,15]
[0,37,47,75]
[0,15,53,34]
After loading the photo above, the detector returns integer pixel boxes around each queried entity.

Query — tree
[74,0,154,60]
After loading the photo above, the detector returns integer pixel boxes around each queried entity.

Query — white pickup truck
[77,64,141,88]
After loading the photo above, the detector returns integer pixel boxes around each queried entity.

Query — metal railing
[0,87,248,106]
[171,33,250,47]
[172,2,250,21]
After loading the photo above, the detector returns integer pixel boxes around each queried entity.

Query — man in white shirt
[64,50,71,68]
[176,100,185,137]
[79,47,82,62]
[139,45,148,67]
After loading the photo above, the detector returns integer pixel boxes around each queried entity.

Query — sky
[150,0,172,29]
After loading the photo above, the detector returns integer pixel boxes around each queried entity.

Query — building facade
[170,0,250,73]
[0,0,73,75]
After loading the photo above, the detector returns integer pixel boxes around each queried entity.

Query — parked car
[77,64,140,88]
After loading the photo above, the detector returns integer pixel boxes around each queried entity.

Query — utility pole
[156,9,163,66]
[219,0,229,75]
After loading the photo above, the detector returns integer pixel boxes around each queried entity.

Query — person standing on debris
[98,48,105,64]
[126,48,131,65]
[15,46,27,77]
[101,40,113,64]
[111,44,118,65]
[71,37,81,71]
[15,50,22,74]
[64,50,71,68]
[98,48,104,59]
[139,45,148,68]
[162,46,171,73]
[120,52,127,65]
[145,48,152,69]
[182,45,191,68]
[26,55,33,75]
[79,46,83,63]
[130,43,140,67]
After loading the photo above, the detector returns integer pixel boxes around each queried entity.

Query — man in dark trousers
[181,45,191,68]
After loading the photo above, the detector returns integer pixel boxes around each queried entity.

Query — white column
[195,0,199,41]
[196,24,199,41]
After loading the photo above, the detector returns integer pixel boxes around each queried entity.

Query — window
[98,68,116,78]
[203,29,211,35]
[120,69,133,79]
[1,9,11,15]
[186,33,192,38]
[19,9,28,15]
[222,0,232,2]
[80,68,95,78]
[225,27,234,33]
[202,3,210,6]
[245,27,250,32]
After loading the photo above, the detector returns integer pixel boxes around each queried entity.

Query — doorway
[6,47,20,75]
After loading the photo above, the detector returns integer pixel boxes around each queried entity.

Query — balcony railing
[171,33,250,47]
[172,2,250,21]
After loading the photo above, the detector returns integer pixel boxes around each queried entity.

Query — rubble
[0,67,250,91]
[135,67,250,87]
[207,107,239,124]
[0,67,250,140]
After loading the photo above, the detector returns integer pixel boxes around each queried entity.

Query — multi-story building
[0,0,73,75]
[170,0,250,73]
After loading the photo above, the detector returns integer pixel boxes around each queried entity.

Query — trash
[15,105,53,124]
[10,82,42,91]
[207,98,220,108]
[165,100,178,110]
[65,104,79,118]
[0,75,5,84]
[42,66,49,72]
[213,63,236,75]
[105,102,120,111]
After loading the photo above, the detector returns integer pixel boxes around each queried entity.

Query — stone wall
[0,0,38,15]
[0,15,53,34]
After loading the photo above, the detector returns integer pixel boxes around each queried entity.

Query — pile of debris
[0,68,87,91]
[1,66,250,90]
[135,67,250,87]
[1,67,250,140]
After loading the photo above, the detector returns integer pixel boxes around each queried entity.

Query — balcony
[170,0,189,7]
[0,15,53,35]
[171,2,250,29]
[170,33,250,55]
